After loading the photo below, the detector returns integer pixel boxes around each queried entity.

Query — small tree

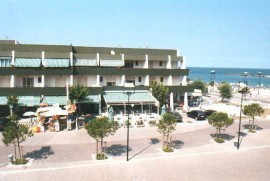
[218,82,233,101]
[190,79,208,94]
[243,103,265,132]
[86,116,119,159]
[157,113,177,152]
[150,81,169,107]
[69,84,89,115]
[2,114,33,164]
[6,95,19,116]
[208,112,234,143]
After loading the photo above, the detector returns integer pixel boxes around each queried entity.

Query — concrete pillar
[183,92,188,111]
[10,75,14,88]
[42,51,45,66]
[121,75,125,85]
[41,75,45,87]
[144,54,149,68]
[168,75,172,86]
[70,52,73,66]
[99,94,102,114]
[70,75,73,86]
[11,51,15,66]
[166,55,172,69]
[170,92,174,111]
[121,54,125,66]
[181,56,186,69]
[97,75,100,86]
[97,53,100,66]
[144,75,149,86]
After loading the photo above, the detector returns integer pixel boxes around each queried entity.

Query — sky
[0,0,269,69]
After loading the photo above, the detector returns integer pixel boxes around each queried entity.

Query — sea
[188,67,270,87]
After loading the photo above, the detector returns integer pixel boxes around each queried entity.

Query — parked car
[168,111,183,122]
[187,110,206,120]
[204,109,217,117]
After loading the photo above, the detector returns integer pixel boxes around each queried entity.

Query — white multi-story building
[0,40,192,115]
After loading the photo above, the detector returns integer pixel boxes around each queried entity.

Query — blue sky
[0,0,269,68]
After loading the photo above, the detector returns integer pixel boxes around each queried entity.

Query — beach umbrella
[161,105,166,116]
[108,107,114,121]
[23,111,36,117]
[44,109,68,117]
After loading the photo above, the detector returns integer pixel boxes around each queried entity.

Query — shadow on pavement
[24,146,54,160]
[106,144,132,156]
[210,133,235,141]
[172,140,184,149]
[129,138,160,160]
[243,124,263,131]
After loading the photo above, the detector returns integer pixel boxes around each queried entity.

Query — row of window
[100,76,163,83]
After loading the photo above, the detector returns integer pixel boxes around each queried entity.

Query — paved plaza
[0,114,270,180]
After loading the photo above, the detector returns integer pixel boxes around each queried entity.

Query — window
[38,77,42,83]
[23,78,34,88]
[160,77,164,82]
[159,61,163,66]
[138,77,142,82]
[135,61,139,66]
[124,62,133,68]
[0,57,11,67]
[107,82,115,86]
[100,77,103,82]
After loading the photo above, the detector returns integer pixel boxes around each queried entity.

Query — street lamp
[237,80,248,149]
[123,82,135,161]
[257,71,262,95]
[210,69,216,91]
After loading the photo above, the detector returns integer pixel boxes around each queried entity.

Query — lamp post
[257,71,262,95]
[243,72,248,100]
[210,69,216,91]
[9,104,14,116]
[123,83,135,161]
[237,80,248,149]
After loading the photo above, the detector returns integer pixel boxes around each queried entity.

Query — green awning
[43,96,69,105]
[0,97,7,105]
[80,95,100,103]
[18,96,41,107]
[103,91,158,105]
[44,59,70,67]
[15,58,41,67]
[100,60,123,67]
[74,59,97,66]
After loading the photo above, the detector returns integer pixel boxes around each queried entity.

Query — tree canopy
[208,112,234,140]
[69,84,89,103]
[86,116,119,157]
[218,82,233,101]
[157,112,177,151]
[190,79,207,93]
[150,81,169,107]
[243,103,265,132]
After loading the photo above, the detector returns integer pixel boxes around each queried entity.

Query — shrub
[214,137,225,143]
[148,120,156,126]
[248,129,256,133]
[96,153,108,160]
[13,158,28,165]
[162,145,173,152]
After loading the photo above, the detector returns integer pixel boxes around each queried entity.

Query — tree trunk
[101,138,104,154]
[166,134,169,146]
[252,118,255,131]
[13,141,17,160]
[17,138,22,164]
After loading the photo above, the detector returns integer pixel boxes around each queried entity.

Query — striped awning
[80,95,100,103]
[43,96,69,105]
[0,97,7,105]
[103,91,158,105]
[100,60,123,67]
[44,59,70,67]
[74,59,97,66]
[18,96,41,107]
[15,58,41,67]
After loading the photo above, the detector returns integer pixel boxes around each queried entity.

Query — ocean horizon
[187,67,270,87]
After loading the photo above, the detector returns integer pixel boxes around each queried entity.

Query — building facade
[0,40,193,115]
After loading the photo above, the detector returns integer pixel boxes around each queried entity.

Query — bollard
[8,154,14,165]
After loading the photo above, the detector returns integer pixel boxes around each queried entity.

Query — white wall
[0,76,10,87]
[172,76,181,85]
[171,62,178,69]
[87,76,97,87]
[45,76,55,87]
[133,61,145,68]
[152,61,166,69]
